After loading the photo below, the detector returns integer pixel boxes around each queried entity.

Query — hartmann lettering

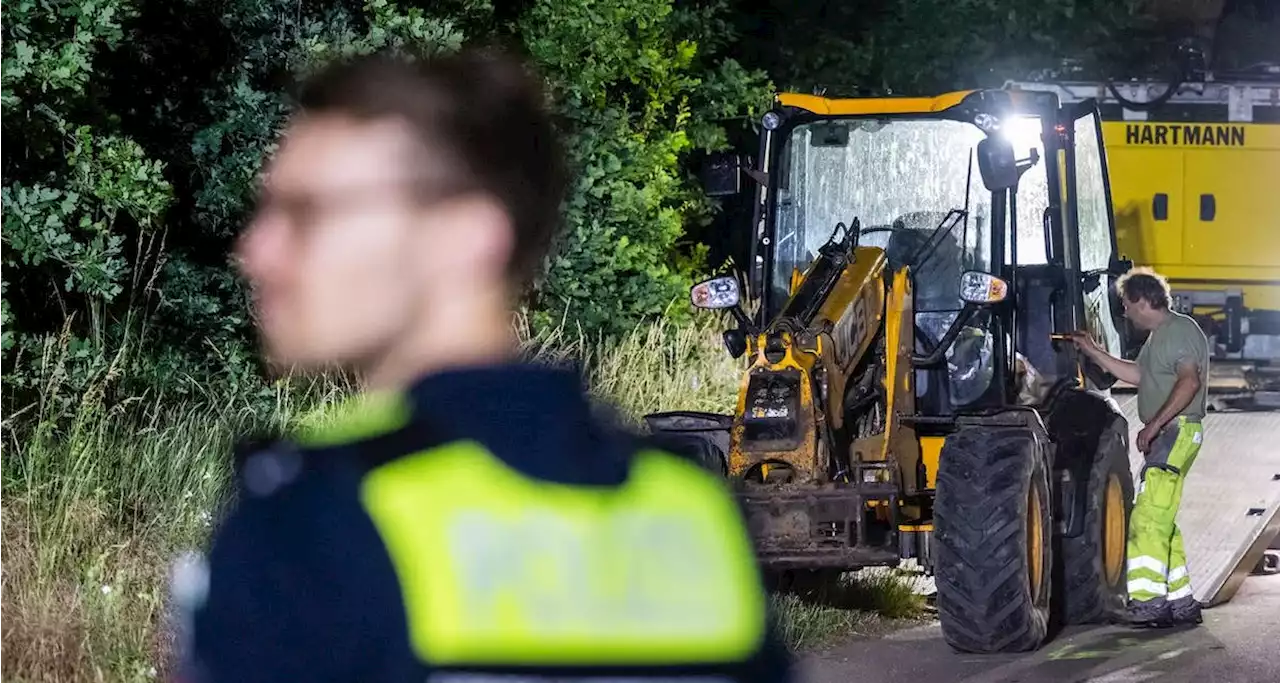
[1124,124,1245,147]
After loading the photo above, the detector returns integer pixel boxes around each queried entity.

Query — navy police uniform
[175,364,793,683]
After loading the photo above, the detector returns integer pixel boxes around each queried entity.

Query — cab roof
[776,89,1047,117]
[777,91,979,116]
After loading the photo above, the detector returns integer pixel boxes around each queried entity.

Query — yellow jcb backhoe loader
[646,88,1140,654]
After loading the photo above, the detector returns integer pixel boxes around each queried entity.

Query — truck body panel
[1102,121,1280,309]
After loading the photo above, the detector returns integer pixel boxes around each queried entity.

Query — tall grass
[771,570,929,650]
[1,313,921,681]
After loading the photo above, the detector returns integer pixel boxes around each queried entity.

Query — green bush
[1,0,769,412]
[520,0,769,336]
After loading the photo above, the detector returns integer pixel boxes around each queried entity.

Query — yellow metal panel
[822,247,888,376]
[880,268,920,492]
[778,91,976,116]
[819,247,887,439]
[789,267,804,296]
[919,436,943,491]
[1182,149,1280,269]
[1104,144,1186,268]
[1103,122,1280,151]
[1102,121,1280,296]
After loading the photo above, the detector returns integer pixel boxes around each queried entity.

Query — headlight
[762,111,783,130]
[690,276,740,310]
[959,271,1009,305]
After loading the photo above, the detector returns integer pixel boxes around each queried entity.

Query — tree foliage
[731,0,1150,94]
[521,0,770,334]
[6,0,1274,415]
[2,0,173,407]
[1,0,768,413]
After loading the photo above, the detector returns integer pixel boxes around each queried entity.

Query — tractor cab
[703,89,1133,414]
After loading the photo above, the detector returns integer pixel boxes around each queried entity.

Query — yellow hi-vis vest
[299,391,769,669]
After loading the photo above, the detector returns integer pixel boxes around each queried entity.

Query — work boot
[1169,596,1203,626]
[1125,597,1173,628]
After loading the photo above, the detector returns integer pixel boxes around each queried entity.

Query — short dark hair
[1116,267,1171,310]
[293,47,568,289]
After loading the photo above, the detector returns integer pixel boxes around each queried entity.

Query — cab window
[1073,110,1125,366]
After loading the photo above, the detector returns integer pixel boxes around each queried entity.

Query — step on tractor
[646,88,1140,653]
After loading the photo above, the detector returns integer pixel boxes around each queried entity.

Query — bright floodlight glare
[1001,116,1043,155]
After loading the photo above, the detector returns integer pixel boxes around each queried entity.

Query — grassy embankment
[1,317,925,682]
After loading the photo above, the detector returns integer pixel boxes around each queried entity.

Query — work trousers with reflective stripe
[1127,416,1203,608]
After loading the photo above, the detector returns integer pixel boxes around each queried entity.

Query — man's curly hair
[1116,266,1171,310]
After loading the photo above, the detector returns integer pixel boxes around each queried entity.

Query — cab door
[1064,102,1129,388]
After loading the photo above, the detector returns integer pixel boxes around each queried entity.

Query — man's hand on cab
[1065,330,1102,358]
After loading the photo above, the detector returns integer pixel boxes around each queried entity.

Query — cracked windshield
[772,117,1050,315]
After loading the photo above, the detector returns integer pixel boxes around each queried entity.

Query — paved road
[802,574,1280,683]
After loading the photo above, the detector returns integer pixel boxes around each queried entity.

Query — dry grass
[1,313,921,680]
[2,512,175,682]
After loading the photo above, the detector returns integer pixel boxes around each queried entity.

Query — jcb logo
[834,292,871,368]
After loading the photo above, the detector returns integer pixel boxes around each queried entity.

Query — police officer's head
[1116,266,1172,331]
[236,48,567,387]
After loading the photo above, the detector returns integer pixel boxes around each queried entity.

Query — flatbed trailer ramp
[1114,394,1280,606]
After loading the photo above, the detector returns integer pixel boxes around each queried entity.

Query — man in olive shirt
[1070,267,1209,627]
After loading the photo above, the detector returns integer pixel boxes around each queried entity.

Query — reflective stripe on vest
[359,440,767,667]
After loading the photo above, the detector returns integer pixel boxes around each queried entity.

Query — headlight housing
[959,271,1009,305]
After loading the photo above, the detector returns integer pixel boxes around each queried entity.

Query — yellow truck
[1006,70,1280,407]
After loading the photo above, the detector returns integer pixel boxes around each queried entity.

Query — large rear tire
[1061,417,1134,624]
[935,426,1052,653]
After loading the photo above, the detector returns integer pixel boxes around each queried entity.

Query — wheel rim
[1028,483,1044,598]
[1104,473,1125,585]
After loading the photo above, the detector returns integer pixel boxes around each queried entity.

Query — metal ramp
[1114,393,1280,606]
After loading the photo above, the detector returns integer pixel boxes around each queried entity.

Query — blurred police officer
[172,47,794,683]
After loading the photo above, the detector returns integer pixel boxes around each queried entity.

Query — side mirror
[691,276,741,310]
[958,271,1009,305]
[701,152,742,197]
[977,137,1019,191]
[722,328,748,359]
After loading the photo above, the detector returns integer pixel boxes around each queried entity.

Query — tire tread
[935,426,1051,653]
